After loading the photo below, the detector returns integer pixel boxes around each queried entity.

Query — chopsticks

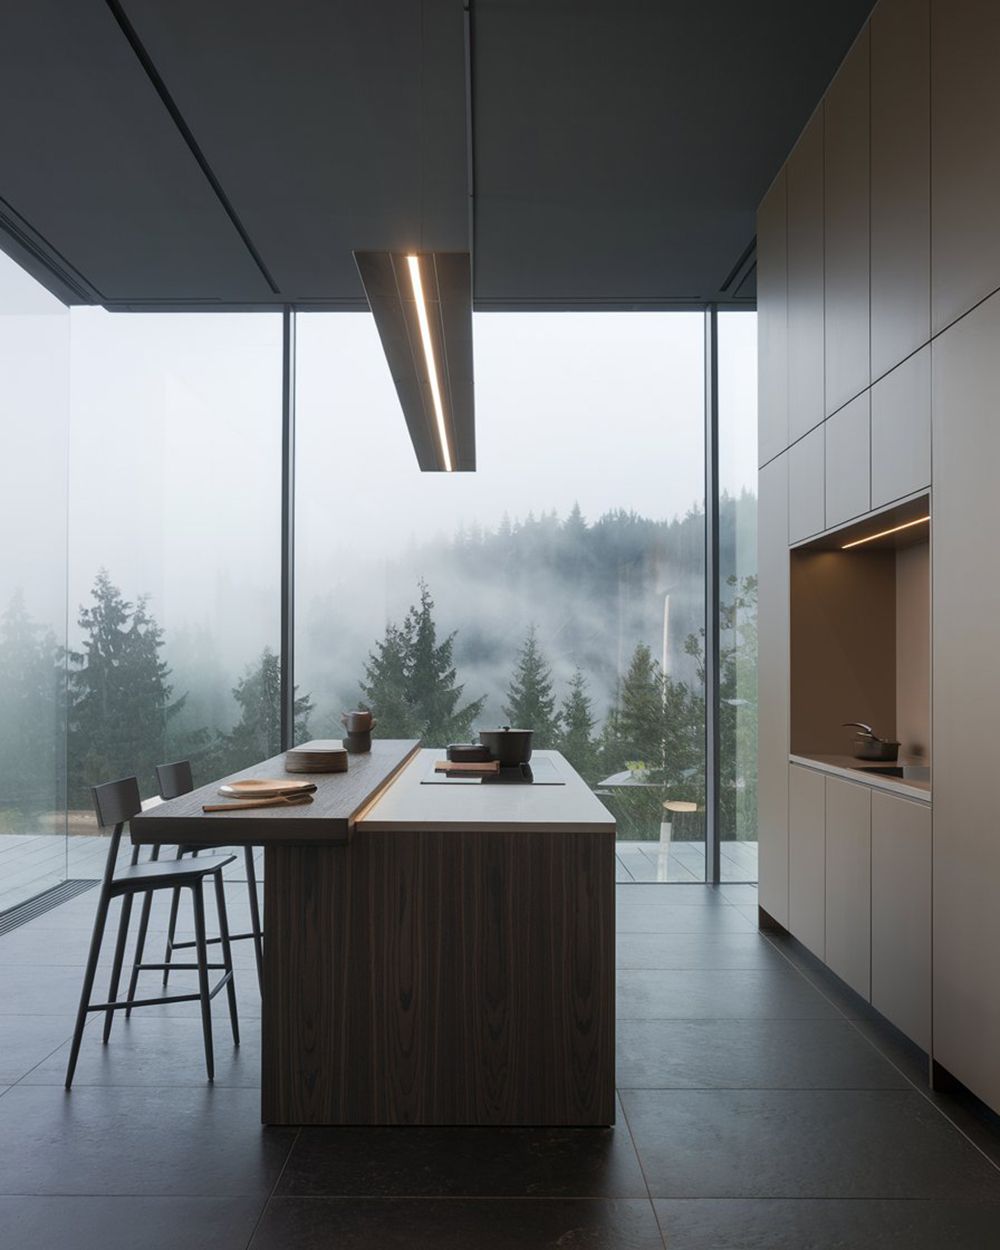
[202,794,315,813]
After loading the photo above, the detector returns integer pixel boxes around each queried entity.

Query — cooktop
[422,757,566,786]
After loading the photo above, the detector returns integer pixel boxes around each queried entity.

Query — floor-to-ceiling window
[0,252,70,912]
[64,309,282,878]
[295,311,710,881]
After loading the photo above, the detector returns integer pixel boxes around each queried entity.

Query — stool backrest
[156,759,194,800]
[90,776,142,889]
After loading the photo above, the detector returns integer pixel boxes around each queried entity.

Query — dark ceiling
[0,0,874,311]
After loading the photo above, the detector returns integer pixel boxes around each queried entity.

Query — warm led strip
[406,254,453,472]
[841,515,930,549]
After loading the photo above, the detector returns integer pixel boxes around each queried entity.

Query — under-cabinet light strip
[840,515,930,549]
[406,254,453,473]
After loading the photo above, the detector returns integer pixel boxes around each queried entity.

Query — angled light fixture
[840,515,930,549]
[354,250,475,472]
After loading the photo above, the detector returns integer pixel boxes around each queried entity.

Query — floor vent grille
[0,880,97,936]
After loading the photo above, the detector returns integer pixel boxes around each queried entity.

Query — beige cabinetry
[870,0,930,378]
[757,171,788,467]
[824,26,870,413]
[932,288,1000,1110]
[757,455,790,926]
[824,392,870,527]
[824,777,871,999]
[788,764,826,959]
[931,0,1000,334]
[871,790,931,1050]
[788,425,824,543]
[786,108,825,443]
[870,346,931,508]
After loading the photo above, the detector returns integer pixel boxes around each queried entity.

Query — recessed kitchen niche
[790,493,930,762]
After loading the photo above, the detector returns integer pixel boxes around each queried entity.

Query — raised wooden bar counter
[131,744,616,1127]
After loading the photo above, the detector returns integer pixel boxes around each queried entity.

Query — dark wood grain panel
[129,739,420,847]
[261,827,616,1126]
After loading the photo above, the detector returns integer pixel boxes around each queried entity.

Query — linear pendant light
[354,250,475,472]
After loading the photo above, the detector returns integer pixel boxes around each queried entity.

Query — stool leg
[161,886,182,987]
[125,889,155,1019]
[244,847,264,996]
[65,888,112,1089]
[214,871,240,1046]
[102,892,134,1043]
[191,883,215,1081]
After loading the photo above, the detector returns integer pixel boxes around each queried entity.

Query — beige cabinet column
[825,776,871,1000]
[788,764,826,959]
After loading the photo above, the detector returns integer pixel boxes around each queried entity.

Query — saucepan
[478,726,534,767]
[842,722,900,762]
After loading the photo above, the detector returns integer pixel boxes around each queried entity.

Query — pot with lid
[842,722,900,762]
[478,726,534,767]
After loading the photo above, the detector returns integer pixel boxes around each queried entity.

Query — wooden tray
[219,779,317,799]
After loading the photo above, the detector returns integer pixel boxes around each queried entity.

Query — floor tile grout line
[759,931,1000,1178]
[615,1096,668,1248]
[244,1126,301,1249]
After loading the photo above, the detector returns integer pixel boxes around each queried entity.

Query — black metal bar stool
[65,776,239,1089]
[149,760,264,996]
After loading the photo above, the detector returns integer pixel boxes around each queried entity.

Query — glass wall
[0,251,70,912]
[65,310,282,878]
[295,311,709,881]
[718,311,759,881]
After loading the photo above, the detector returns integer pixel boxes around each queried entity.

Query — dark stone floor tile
[622,1088,1000,1199]
[763,933,869,1019]
[0,1014,74,1083]
[0,1195,263,1250]
[616,1018,908,1090]
[616,968,840,1021]
[615,905,754,935]
[653,1197,1000,1249]
[251,1197,664,1250]
[22,1015,260,1087]
[718,884,759,906]
[0,920,262,969]
[0,1085,294,1196]
[616,884,726,907]
[277,1099,645,1198]
[615,932,784,971]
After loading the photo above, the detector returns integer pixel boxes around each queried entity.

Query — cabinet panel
[824,392,871,528]
[824,26,870,413]
[786,108,825,442]
[757,455,790,926]
[788,765,825,958]
[932,288,1000,1112]
[758,170,789,465]
[931,0,1000,333]
[871,791,931,1050]
[870,346,931,508]
[825,777,871,999]
[870,0,930,378]
[788,424,824,543]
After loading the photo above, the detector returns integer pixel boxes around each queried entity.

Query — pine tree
[360,622,418,737]
[557,667,598,781]
[614,642,666,770]
[213,647,313,774]
[0,591,61,816]
[503,625,560,747]
[67,571,183,802]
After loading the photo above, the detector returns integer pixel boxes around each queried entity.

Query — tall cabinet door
[931,0,1000,334]
[758,170,788,466]
[932,287,1000,1113]
[825,777,871,1000]
[788,765,826,958]
[824,24,870,414]
[757,454,790,926]
[870,0,930,379]
[786,108,825,443]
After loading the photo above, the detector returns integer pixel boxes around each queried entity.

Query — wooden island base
[261,825,615,1126]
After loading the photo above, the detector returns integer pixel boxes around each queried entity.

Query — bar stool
[65,776,239,1089]
[151,760,264,995]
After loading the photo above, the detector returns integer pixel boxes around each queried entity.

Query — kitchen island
[130,744,616,1127]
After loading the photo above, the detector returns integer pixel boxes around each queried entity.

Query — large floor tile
[616,1018,908,1090]
[718,884,758,907]
[615,905,754,934]
[622,1088,1000,1199]
[277,1100,645,1198]
[251,1197,664,1249]
[0,1014,75,1083]
[616,968,840,1021]
[0,1195,263,1250]
[22,1014,260,1087]
[616,884,726,907]
[615,932,783,971]
[0,1084,294,1196]
[653,1197,1000,1249]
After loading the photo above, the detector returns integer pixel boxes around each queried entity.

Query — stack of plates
[285,739,349,773]
[219,779,316,799]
